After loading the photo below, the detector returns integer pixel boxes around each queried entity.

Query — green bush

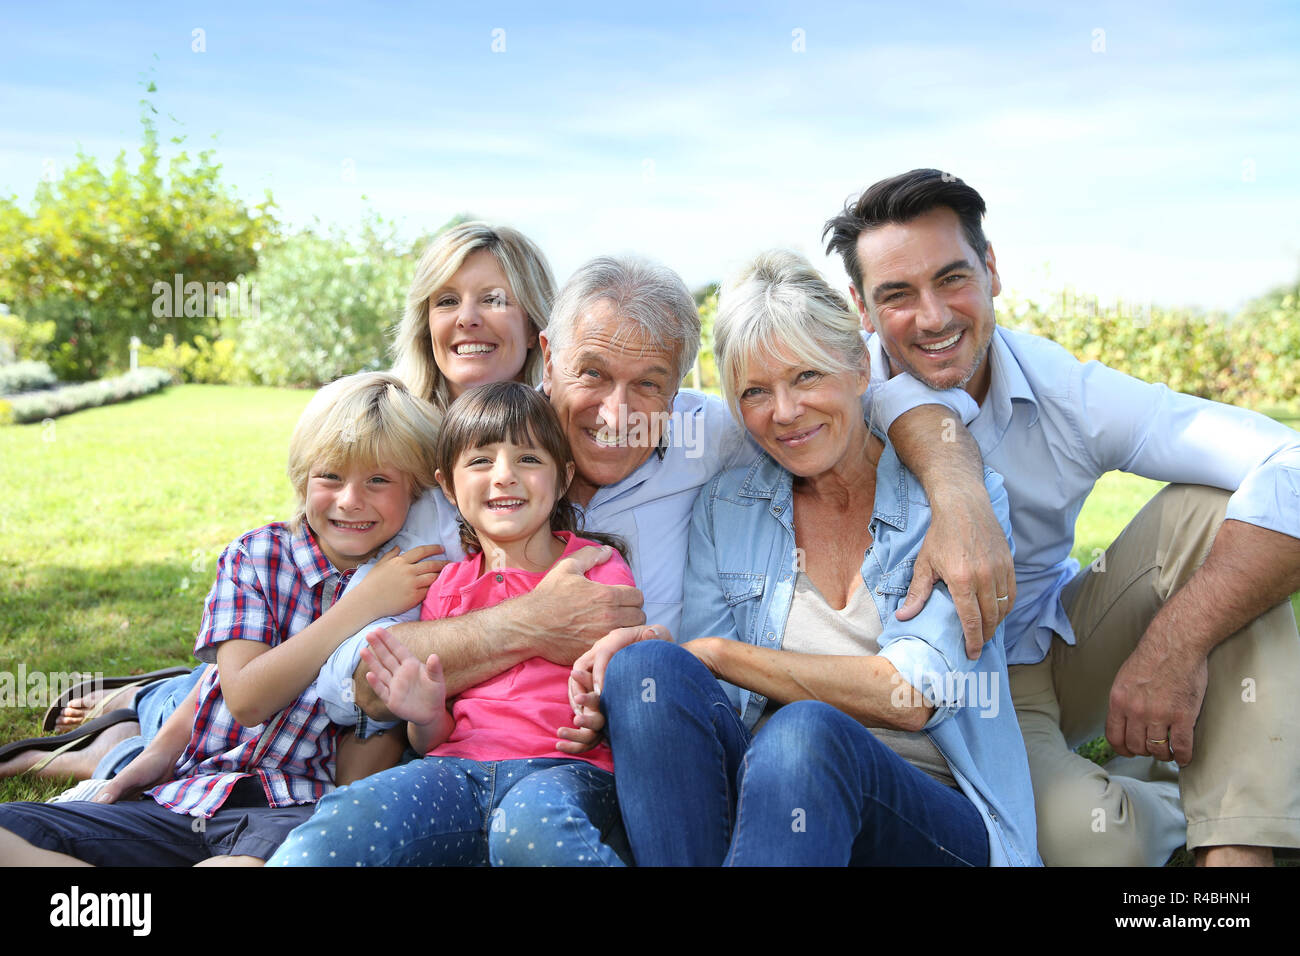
[0,361,57,395]
[230,219,409,387]
[999,284,1300,413]
[137,334,250,384]
[0,85,276,380]
[5,367,173,424]
[0,312,57,364]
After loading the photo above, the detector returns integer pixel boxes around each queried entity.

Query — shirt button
[773,506,783,515]
[495,574,504,583]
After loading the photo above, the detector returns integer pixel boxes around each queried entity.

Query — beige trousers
[1010,484,1300,866]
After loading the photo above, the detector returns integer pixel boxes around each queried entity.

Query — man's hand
[896,485,1016,659]
[1105,629,1209,766]
[527,546,646,666]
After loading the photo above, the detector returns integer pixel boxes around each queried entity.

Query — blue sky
[3,0,1299,310]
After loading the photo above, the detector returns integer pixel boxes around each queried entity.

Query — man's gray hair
[547,255,700,386]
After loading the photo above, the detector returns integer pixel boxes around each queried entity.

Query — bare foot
[1195,844,1274,867]
[0,721,140,781]
[52,686,140,731]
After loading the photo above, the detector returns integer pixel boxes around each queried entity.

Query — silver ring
[996,595,1009,603]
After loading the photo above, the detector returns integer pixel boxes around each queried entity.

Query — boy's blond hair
[287,372,441,531]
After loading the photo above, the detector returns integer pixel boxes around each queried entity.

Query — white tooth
[920,332,961,352]
[456,343,495,355]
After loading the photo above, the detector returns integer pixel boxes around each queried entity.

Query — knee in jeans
[747,701,849,777]
[603,640,693,715]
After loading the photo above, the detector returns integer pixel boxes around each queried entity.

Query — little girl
[268,381,635,867]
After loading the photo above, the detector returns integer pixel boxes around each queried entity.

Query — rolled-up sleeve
[877,468,1014,729]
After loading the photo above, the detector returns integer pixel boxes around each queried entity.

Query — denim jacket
[680,442,1042,867]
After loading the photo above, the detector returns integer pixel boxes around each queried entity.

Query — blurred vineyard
[689,283,1299,413]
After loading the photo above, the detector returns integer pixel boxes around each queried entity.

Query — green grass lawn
[2,385,1297,807]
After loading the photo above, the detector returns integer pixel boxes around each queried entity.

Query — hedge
[1,367,174,424]
[0,360,57,396]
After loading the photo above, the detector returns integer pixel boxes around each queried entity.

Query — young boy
[0,372,445,866]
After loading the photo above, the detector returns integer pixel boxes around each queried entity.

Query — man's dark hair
[823,169,989,300]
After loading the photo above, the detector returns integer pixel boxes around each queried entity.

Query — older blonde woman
[579,251,1040,866]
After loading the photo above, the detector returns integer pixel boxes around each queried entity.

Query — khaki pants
[1010,484,1300,865]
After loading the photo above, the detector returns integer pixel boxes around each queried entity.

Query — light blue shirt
[682,444,1040,866]
[316,389,758,725]
[868,326,1300,666]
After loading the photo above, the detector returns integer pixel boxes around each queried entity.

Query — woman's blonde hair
[287,372,442,532]
[714,249,868,421]
[390,222,556,425]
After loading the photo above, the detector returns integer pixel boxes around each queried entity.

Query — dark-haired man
[825,169,1300,866]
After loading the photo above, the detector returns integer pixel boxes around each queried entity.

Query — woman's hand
[350,545,447,619]
[360,627,447,727]
[556,624,673,755]
[682,637,725,677]
[573,624,673,697]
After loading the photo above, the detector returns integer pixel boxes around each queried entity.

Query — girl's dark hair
[434,381,629,562]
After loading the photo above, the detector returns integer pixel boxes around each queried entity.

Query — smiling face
[737,347,870,480]
[438,435,574,572]
[851,206,1001,403]
[541,300,679,506]
[305,462,413,570]
[428,249,538,399]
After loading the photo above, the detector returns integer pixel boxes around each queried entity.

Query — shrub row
[136,334,250,385]
[0,360,57,395]
[1,367,174,424]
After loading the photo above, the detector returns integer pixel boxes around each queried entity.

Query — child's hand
[556,665,605,755]
[361,627,447,727]
[94,744,178,804]
[352,544,447,618]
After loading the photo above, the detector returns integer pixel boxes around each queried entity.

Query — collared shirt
[316,389,760,727]
[682,445,1040,866]
[149,522,346,818]
[868,326,1300,665]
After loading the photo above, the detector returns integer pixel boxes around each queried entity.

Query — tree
[0,80,277,379]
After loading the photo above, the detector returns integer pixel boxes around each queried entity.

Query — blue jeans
[265,755,631,867]
[603,640,989,866]
[93,666,207,779]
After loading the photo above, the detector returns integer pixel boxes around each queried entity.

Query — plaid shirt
[148,521,352,818]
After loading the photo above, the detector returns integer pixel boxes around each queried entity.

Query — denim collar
[734,431,913,533]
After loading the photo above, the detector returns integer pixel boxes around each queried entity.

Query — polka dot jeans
[265,756,632,866]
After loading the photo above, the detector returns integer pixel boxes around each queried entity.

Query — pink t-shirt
[418,531,633,773]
